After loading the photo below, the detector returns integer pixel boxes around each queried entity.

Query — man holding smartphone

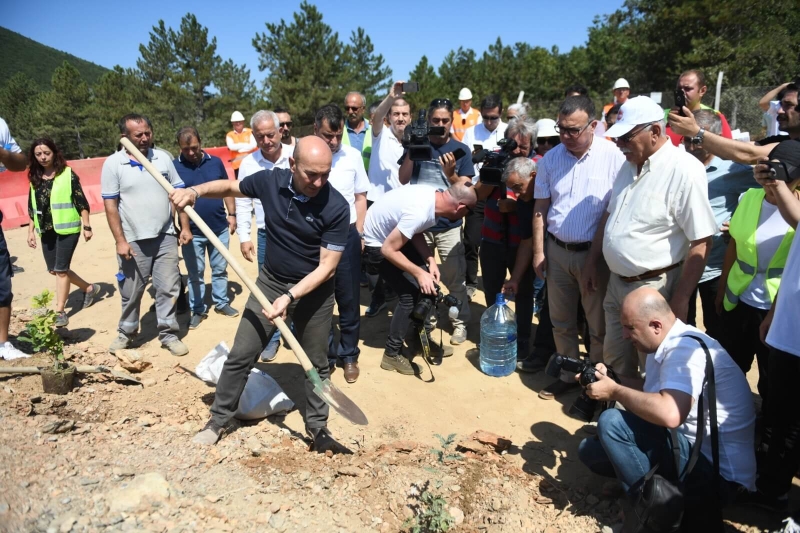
[398,98,474,348]
[664,69,733,146]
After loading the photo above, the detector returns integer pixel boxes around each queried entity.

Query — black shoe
[306,427,351,454]
[365,301,387,318]
[516,355,548,373]
[192,419,225,445]
[738,488,789,513]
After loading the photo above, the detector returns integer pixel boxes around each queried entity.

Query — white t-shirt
[235,144,293,243]
[461,121,508,179]
[363,185,436,248]
[0,118,21,154]
[643,320,756,490]
[740,199,791,309]
[767,234,800,357]
[328,145,369,224]
[367,127,404,202]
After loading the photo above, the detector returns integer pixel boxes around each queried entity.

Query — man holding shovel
[170,136,352,453]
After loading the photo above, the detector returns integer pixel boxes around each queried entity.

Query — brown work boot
[380,352,418,375]
[343,362,359,383]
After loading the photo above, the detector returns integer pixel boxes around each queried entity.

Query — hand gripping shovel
[120,138,368,426]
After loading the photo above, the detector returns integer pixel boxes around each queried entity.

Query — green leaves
[17,290,64,370]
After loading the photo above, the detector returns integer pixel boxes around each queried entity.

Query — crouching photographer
[363,184,477,375]
[577,287,755,532]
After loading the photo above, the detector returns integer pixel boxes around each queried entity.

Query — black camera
[545,353,618,422]
[411,284,462,324]
[473,138,518,186]
[403,109,446,161]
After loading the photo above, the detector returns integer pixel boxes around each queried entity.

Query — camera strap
[415,325,436,383]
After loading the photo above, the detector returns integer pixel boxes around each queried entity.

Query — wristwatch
[690,127,705,145]
[227,213,236,217]
[284,290,295,303]
[83,226,92,231]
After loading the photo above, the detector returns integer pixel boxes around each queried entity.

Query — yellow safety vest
[341,123,372,171]
[724,188,795,310]
[31,167,81,235]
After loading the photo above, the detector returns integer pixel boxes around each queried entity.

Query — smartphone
[402,82,419,93]
[674,89,686,116]
[765,160,791,182]
[451,148,467,161]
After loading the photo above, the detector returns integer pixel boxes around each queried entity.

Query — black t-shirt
[402,137,474,233]
[517,197,534,240]
[239,168,350,283]
[755,135,798,147]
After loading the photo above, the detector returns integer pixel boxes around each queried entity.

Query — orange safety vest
[226,128,257,170]
[452,108,481,141]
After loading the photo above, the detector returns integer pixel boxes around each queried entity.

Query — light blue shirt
[346,121,370,153]
[701,156,759,283]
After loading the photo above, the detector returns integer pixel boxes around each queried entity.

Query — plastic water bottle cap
[495,293,505,305]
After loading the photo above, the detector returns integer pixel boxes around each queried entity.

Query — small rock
[61,497,71,505]
[448,507,464,525]
[269,502,280,514]
[79,478,99,486]
[205,495,220,503]
[142,379,157,387]
[337,466,362,477]
[138,416,157,427]
[246,436,262,457]
[450,485,460,492]
[30,395,43,404]
[51,399,67,407]
[0,501,9,514]
[107,473,171,513]
[112,468,135,478]
[42,420,75,434]
[19,480,30,488]
[268,513,285,530]
[59,516,77,533]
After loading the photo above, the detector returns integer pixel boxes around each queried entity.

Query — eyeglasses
[537,137,560,146]
[614,122,655,143]
[554,122,591,137]
[344,106,362,112]
[279,121,293,128]
[429,98,453,111]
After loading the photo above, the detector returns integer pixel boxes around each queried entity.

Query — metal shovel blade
[311,375,368,426]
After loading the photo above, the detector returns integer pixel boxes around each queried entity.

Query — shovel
[119,138,367,426]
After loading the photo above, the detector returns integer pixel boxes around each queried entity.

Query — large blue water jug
[479,293,518,377]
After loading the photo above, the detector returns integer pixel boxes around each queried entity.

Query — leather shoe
[538,380,579,400]
[343,362,359,383]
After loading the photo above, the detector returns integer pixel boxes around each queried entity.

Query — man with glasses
[236,110,294,361]
[274,107,297,149]
[398,98,474,348]
[452,87,481,142]
[461,95,508,300]
[342,92,372,171]
[595,96,717,379]
[532,96,625,400]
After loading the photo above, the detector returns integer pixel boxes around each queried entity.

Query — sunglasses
[279,121,293,128]
[344,106,362,112]
[614,122,655,143]
[429,98,453,110]
[537,137,560,146]
[482,115,501,122]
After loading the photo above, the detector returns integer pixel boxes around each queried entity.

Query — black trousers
[533,285,556,359]
[463,199,484,289]
[686,278,721,340]
[719,302,770,401]
[210,268,335,430]
[329,226,362,363]
[479,240,533,357]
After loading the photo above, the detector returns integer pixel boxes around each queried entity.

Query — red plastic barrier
[0,146,235,230]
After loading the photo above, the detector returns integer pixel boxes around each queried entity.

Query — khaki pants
[546,238,609,363]
[423,226,470,329]
[603,269,681,378]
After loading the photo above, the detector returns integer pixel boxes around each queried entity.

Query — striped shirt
[533,137,625,243]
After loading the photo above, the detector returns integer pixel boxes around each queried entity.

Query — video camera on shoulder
[545,353,620,422]
[411,283,462,324]
[403,109,447,162]
[473,138,518,187]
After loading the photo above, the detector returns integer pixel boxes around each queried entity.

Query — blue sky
[5,0,624,87]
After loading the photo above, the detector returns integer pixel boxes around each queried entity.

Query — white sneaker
[777,517,800,533]
[0,341,29,360]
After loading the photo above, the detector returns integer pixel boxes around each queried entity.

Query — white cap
[458,88,473,100]
[605,96,664,138]
[230,111,245,122]
[534,118,558,138]
[613,78,630,90]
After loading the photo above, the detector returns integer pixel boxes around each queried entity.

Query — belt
[619,262,682,283]
[548,232,591,252]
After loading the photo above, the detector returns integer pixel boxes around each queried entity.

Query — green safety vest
[342,122,372,171]
[30,167,81,235]
[724,188,795,311]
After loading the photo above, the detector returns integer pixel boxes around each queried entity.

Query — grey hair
[693,109,722,135]
[503,156,537,183]
[250,110,280,130]
[508,102,529,117]
[655,119,668,137]
[506,117,538,144]
[346,92,367,107]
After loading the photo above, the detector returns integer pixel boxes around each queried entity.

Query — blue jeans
[328,226,361,365]
[257,227,281,352]
[182,228,230,315]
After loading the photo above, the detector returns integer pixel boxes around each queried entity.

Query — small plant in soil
[430,433,462,464]
[403,480,455,533]
[18,290,65,371]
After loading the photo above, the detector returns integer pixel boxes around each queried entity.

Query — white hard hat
[458,88,473,100]
[535,118,558,138]
[613,78,630,90]
[230,111,245,122]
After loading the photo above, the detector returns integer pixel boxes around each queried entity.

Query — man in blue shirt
[343,92,370,154]
[683,111,757,339]
[173,127,239,329]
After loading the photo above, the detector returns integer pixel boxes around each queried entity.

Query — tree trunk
[74,125,85,159]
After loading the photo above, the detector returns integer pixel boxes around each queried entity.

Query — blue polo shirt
[346,121,369,152]
[239,168,350,283]
[173,153,229,235]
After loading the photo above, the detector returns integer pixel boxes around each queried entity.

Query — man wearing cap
[534,119,560,159]
[594,96,717,378]
[452,88,481,142]
[532,96,625,397]
[226,111,257,178]
[665,69,733,146]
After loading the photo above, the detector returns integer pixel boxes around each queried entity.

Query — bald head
[620,287,676,353]
[435,183,477,222]
[294,136,332,167]
[290,137,333,197]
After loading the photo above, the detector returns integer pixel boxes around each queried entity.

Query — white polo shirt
[461,121,508,179]
[367,127,404,202]
[602,141,717,277]
[767,235,800,357]
[328,145,369,224]
[363,185,437,248]
[235,144,293,243]
[643,320,756,490]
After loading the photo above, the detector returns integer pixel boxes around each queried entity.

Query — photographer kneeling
[363,184,477,374]
[577,287,755,529]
